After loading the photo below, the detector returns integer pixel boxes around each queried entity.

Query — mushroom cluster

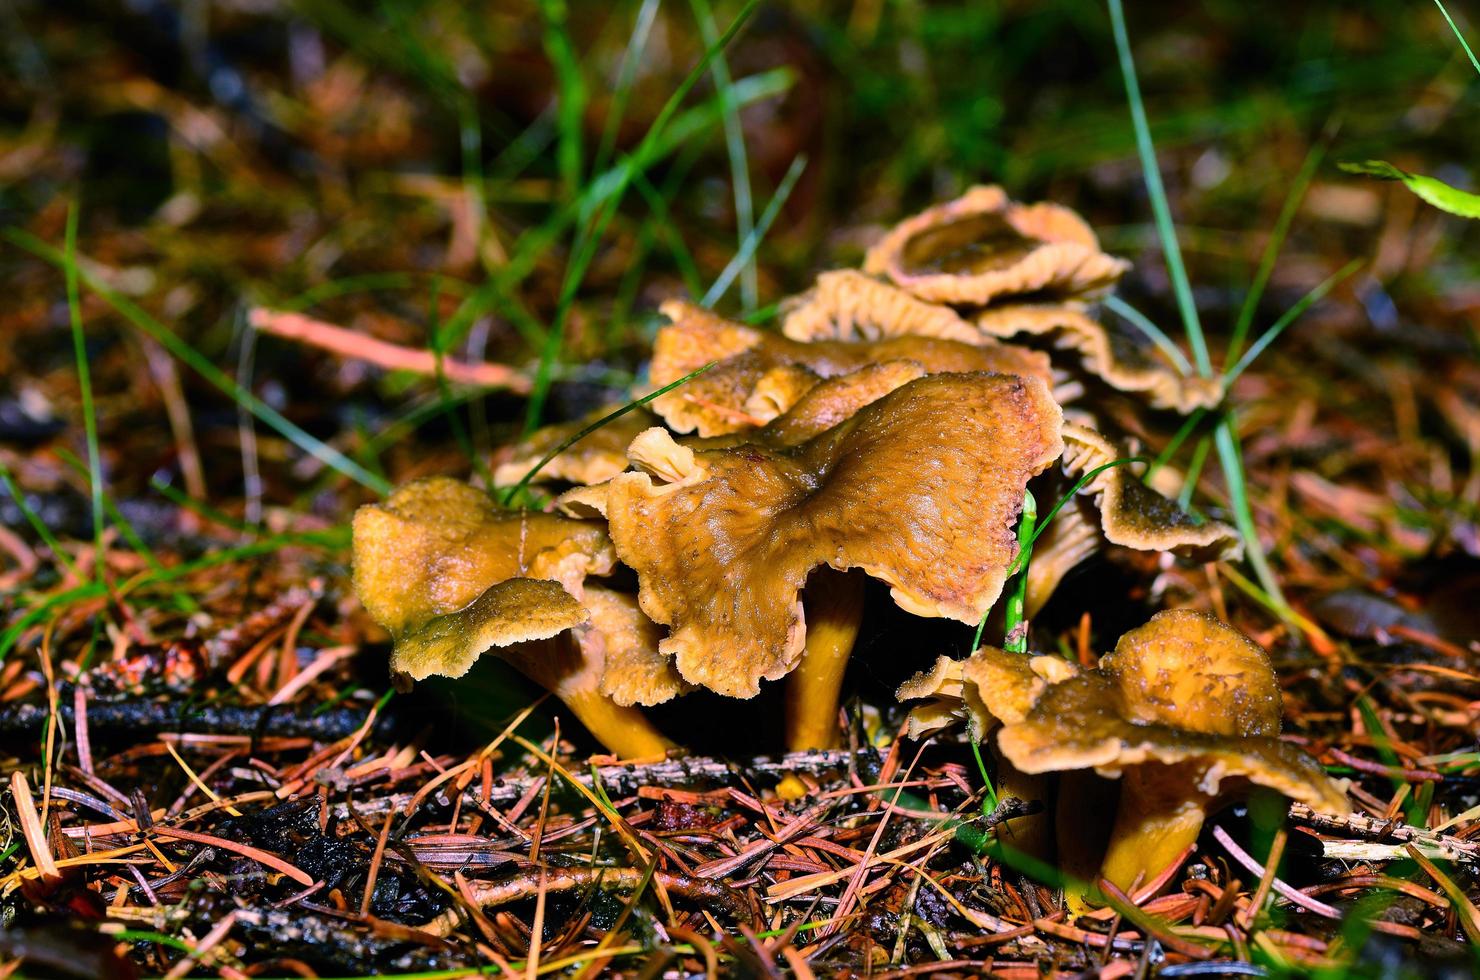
[351,187,1247,763]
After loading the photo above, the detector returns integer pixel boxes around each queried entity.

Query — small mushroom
[648,300,1051,436]
[605,372,1064,752]
[351,477,676,758]
[492,405,659,489]
[973,303,1221,414]
[1016,424,1241,618]
[863,185,1131,305]
[993,611,1348,892]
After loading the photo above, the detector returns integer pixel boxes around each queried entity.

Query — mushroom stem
[505,639,675,760]
[555,688,677,760]
[993,755,1054,864]
[785,569,868,752]
[1098,764,1206,891]
[1055,771,1117,913]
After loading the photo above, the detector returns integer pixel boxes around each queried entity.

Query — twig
[249,309,530,392]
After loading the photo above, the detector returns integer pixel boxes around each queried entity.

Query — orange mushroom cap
[995,610,1349,828]
[649,300,1051,436]
[606,372,1064,698]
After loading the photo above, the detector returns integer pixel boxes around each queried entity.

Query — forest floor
[0,2,1477,977]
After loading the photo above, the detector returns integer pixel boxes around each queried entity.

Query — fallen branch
[1288,802,1479,863]
[249,309,531,393]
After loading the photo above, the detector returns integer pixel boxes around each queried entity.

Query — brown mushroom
[1016,424,1240,618]
[993,611,1348,893]
[863,185,1131,305]
[605,372,1064,753]
[972,303,1221,414]
[648,300,1051,436]
[351,477,676,758]
[492,405,659,488]
[780,270,983,344]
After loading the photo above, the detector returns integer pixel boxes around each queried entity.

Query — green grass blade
[691,0,758,309]
[63,202,105,585]
[1224,259,1363,386]
[1146,407,1209,481]
[5,230,392,495]
[1340,160,1480,219]
[1177,434,1211,512]
[1102,295,1193,375]
[537,0,587,197]
[521,0,762,436]
[1001,490,1037,656]
[1227,137,1328,363]
[1435,0,1480,74]
[1105,0,1211,377]
[702,154,807,307]
[592,0,662,178]
[1214,417,1288,612]
[0,459,82,582]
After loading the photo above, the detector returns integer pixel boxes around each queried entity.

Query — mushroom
[648,300,1051,436]
[973,303,1222,414]
[604,371,1064,753]
[863,185,1131,305]
[492,405,659,489]
[1013,424,1240,618]
[351,477,677,758]
[993,611,1348,893]
[781,269,1216,416]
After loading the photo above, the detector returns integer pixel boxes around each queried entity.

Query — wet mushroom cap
[351,476,615,636]
[973,303,1223,414]
[994,611,1349,814]
[1061,424,1240,562]
[606,372,1065,698]
[390,578,587,682]
[863,185,1131,305]
[649,300,1051,436]
[492,406,659,488]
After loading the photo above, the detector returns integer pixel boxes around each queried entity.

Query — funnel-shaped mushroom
[973,303,1222,414]
[492,405,658,489]
[352,477,676,758]
[606,372,1064,754]
[993,611,1348,892]
[863,186,1131,305]
[649,301,1050,436]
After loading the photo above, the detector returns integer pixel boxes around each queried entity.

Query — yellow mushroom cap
[995,611,1349,814]
[606,372,1065,698]
[649,300,1051,436]
[863,185,1131,306]
[898,648,1078,740]
[1061,424,1241,562]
